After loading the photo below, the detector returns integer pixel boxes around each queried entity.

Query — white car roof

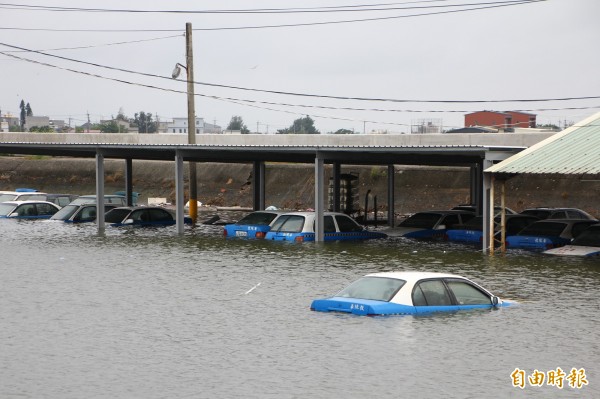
[1,200,57,205]
[365,271,464,281]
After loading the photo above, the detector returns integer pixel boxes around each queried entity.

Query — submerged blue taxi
[311,271,513,316]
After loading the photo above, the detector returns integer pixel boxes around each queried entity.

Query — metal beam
[332,162,341,212]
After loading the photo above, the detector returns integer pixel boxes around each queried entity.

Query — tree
[25,103,33,117]
[132,111,156,133]
[331,128,355,134]
[99,120,120,133]
[116,107,128,122]
[277,115,320,134]
[19,100,25,130]
[29,125,53,133]
[226,116,250,134]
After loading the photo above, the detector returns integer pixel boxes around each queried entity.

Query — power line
[0,0,541,14]
[1,50,597,125]
[0,34,182,53]
[1,41,597,106]
[0,0,544,32]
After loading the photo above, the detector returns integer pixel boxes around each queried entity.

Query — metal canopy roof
[485,111,600,176]
[0,142,523,166]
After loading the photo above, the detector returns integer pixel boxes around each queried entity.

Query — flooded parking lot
[1,218,598,398]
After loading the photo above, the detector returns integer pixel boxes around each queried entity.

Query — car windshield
[269,215,305,233]
[0,203,16,215]
[105,209,132,223]
[399,212,442,229]
[571,226,600,246]
[50,205,79,220]
[236,212,278,226]
[518,221,567,236]
[336,277,406,302]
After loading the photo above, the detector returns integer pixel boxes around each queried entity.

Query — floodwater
[1,217,599,399]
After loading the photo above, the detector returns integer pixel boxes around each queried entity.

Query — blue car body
[446,215,539,244]
[223,210,283,239]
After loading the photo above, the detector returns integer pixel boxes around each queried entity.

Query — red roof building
[465,111,536,131]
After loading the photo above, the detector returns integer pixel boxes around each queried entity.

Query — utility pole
[186,22,198,225]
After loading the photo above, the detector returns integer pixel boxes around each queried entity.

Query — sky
[0,0,599,134]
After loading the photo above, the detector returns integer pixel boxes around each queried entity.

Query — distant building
[465,111,536,132]
[167,117,222,134]
[24,116,50,131]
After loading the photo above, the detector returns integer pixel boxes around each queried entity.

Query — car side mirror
[124,218,134,225]
[435,224,446,230]
[9,212,19,218]
[491,296,500,307]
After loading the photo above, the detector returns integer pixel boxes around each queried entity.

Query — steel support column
[470,165,478,209]
[175,151,185,234]
[95,151,105,232]
[125,158,133,206]
[388,164,395,227]
[481,159,494,253]
[332,162,341,212]
[314,153,325,242]
[252,161,265,211]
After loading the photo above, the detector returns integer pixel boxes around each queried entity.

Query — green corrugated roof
[485,111,600,176]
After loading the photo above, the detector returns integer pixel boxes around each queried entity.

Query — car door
[412,279,459,313]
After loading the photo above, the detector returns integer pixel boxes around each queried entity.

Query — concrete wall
[0,131,554,148]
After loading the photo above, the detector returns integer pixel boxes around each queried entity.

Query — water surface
[1,219,598,398]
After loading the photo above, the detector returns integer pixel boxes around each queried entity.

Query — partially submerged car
[519,207,596,220]
[0,190,48,203]
[70,194,127,207]
[264,211,387,242]
[383,210,475,239]
[105,206,191,227]
[223,210,284,239]
[49,203,118,223]
[543,224,600,257]
[446,214,539,244]
[311,271,513,316]
[0,200,61,219]
[505,219,598,250]
[451,204,517,216]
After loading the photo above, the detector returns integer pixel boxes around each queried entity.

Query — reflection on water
[1,218,599,398]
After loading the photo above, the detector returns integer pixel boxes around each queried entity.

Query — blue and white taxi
[311,271,513,316]
[265,211,387,242]
[223,210,284,239]
[383,210,475,239]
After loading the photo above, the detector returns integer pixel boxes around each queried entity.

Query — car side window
[441,215,460,229]
[149,209,172,222]
[36,203,56,216]
[323,216,336,233]
[446,280,491,305]
[413,280,452,306]
[131,210,146,221]
[335,215,362,232]
[567,210,583,219]
[18,204,36,216]
[80,206,96,221]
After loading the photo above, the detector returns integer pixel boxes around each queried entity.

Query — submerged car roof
[365,271,464,281]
